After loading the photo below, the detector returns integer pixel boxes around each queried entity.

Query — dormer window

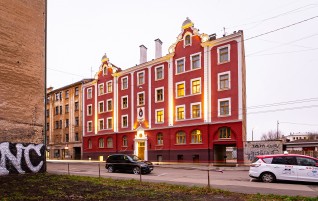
[103,66,107,75]
[185,34,191,46]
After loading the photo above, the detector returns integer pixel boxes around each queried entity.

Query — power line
[280,121,318,126]
[48,67,87,77]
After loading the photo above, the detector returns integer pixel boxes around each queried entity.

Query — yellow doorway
[138,142,145,160]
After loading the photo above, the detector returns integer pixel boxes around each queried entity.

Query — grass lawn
[0,173,317,201]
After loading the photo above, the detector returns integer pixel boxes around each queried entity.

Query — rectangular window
[137,71,145,85]
[87,121,92,132]
[219,127,231,139]
[191,54,200,69]
[122,96,128,109]
[156,88,164,102]
[219,72,230,90]
[191,79,201,94]
[218,98,231,116]
[75,87,79,96]
[157,133,163,145]
[87,88,92,99]
[156,109,164,123]
[65,104,69,113]
[176,59,185,74]
[59,120,62,129]
[155,66,164,80]
[65,134,69,142]
[55,93,59,101]
[59,106,62,114]
[75,133,79,141]
[107,99,112,111]
[122,115,128,128]
[75,117,79,126]
[176,82,185,97]
[122,77,128,90]
[98,84,104,95]
[65,90,69,99]
[87,105,92,116]
[107,118,113,129]
[75,102,79,111]
[191,103,201,118]
[218,46,230,63]
[65,119,69,127]
[55,121,59,129]
[99,119,104,130]
[138,92,144,106]
[99,101,104,113]
[106,81,112,93]
[55,106,59,115]
[176,106,185,120]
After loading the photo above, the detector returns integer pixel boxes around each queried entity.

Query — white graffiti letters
[0,142,44,175]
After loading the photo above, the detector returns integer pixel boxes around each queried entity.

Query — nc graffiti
[0,142,46,175]
[245,149,280,161]
[244,141,283,161]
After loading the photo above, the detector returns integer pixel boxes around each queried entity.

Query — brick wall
[0,0,45,143]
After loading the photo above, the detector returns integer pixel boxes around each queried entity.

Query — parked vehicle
[105,154,154,174]
[249,153,318,183]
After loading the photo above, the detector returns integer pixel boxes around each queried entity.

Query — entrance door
[138,142,145,160]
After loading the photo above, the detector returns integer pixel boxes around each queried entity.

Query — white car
[249,153,318,183]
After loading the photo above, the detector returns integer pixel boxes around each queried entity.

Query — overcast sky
[47,0,318,140]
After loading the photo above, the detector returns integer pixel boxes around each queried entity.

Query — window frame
[107,137,113,148]
[190,52,201,70]
[191,102,201,119]
[219,127,231,139]
[106,81,112,93]
[155,65,164,81]
[137,92,145,106]
[98,101,104,113]
[121,96,128,109]
[98,138,104,148]
[155,87,164,102]
[191,129,202,144]
[184,33,192,47]
[107,99,112,111]
[107,117,113,129]
[122,136,128,147]
[176,131,186,144]
[175,57,185,74]
[157,133,163,145]
[87,104,92,116]
[98,118,104,131]
[121,76,128,90]
[191,78,201,95]
[98,83,104,96]
[218,71,231,91]
[137,70,145,85]
[87,121,92,132]
[155,109,164,124]
[176,105,185,121]
[176,81,185,98]
[218,98,231,117]
[87,88,92,99]
[122,115,128,128]
[217,44,231,64]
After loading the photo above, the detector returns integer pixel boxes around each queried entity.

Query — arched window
[219,127,231,139]
[176,131,186,144]
[107,137,113,148]
[122,136,128,147]
[191,130,202,143]
[157,132,163,145]
[98,138,104,148]
[103,66,107,75]
[88,139,92,149]
[184,34,191,46]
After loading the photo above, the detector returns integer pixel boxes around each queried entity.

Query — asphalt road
[47,160,318,197]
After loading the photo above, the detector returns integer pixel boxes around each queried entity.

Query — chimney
[155,38,162,59]
[139,45,147,64]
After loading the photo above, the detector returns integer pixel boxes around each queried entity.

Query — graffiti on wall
[244,141,283,161]
[0,142,45,175]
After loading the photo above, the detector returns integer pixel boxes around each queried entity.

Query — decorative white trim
[155,108,164,124]
[98,101,104,113]
[218,98,231,117]
[87,87,92,99]
[98,83,104,96]
[155,87,164,102]
[176,104,186,121]
[87,104,92,116]
[106,99,112,112]
[155,65,164,81]
[183,32,192,48]
[121,76,128,90]
[190,52,202,70]
[168,57,174,126]
[107,117,113,129]
[130,72,134,130]
[113,76,118,132]
[137,91,145,106]
[87,121,92,132]
[190,77,201,95]
[217,71,231,91]
[137,70,145,85]
[237,38,243,120]
[217,44,231,64]
[98,118,104,131]
[106,80,112,93]
[121,95,128,109]
[175,81,186,98]
[190,102,201,119]
[175,57,185,74]
[121,115,129,128]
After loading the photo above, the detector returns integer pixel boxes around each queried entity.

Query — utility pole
[277,120,279,139]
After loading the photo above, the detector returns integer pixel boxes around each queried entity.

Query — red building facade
[82,18,246,163]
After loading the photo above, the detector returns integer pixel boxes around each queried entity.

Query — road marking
[157,173,168,177]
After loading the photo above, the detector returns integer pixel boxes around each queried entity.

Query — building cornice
[201,31,243,48]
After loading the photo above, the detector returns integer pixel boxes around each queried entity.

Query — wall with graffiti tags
[0,142,46,175]
[244,140,283,161]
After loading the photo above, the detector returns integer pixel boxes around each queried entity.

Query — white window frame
[191,102,201,119]
[121,115,128,128]
[98,101,104,113]
[107,137,113,148]
[175,57,185,74]
[107,99,112,111]
[98,83,104,96]
[87,104,92,116]
[176,105,186,121]
[155,109,164,124]
[87,88,92,99]
[106,80,112,93]
[87,121,92,132]
[183,32,192,47]
[155,65,164,81]
[98,119,104,131]
[121,96,128,109]
[107,117,113,129]
[155,87,164,102]
[121,76,128,90]
[175,81,186,98]
[191,78,201,95]
[218,98,231,117]
[218,71,231,91]
[217,44,231,64]
[137,91,145,106]
[137,70,145,85]
[190,52,201,70]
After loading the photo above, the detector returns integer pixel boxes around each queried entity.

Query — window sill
[218,60,230,65]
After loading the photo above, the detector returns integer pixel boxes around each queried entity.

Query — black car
[105,154,154,174]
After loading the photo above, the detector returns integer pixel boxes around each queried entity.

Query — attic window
[184,34,191,46]
[103,66,107,75]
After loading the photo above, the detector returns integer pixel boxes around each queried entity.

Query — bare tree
[261,130,282,141]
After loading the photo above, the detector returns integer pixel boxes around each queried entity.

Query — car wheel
[133,166,140,175]
[261,172,275,183]
[108,166,114,173]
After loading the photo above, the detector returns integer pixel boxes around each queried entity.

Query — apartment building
[46,79,93,159]
[82,18,247,163]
